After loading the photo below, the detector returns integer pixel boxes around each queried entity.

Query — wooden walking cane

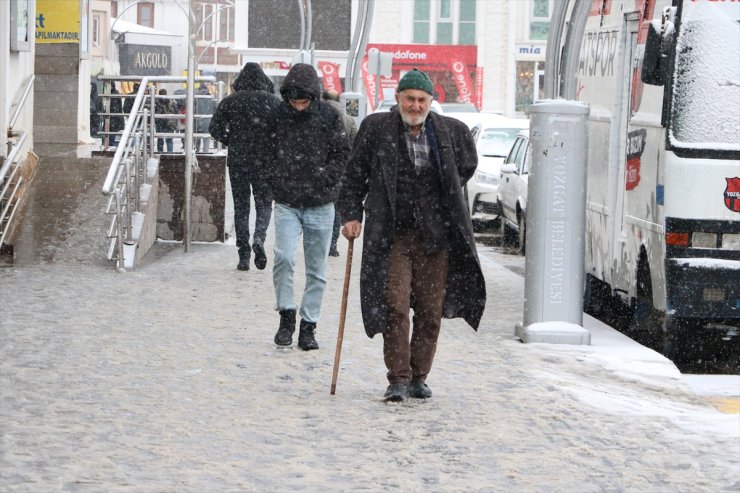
[330,238,354,395]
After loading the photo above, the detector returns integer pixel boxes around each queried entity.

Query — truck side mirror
[641,9,675,86]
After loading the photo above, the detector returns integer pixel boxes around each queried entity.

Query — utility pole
[184,0,196,251]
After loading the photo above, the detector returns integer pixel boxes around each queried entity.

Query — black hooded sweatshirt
[264,63,350,207]
[209,63,281,173]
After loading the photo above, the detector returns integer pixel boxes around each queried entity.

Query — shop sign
[364,43,479,109]
[119,44,172,76]
[35,0,80,43]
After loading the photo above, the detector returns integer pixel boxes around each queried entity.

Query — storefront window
[516,61,535,112]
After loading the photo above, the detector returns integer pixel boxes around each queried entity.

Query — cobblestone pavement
[1,170,738,492]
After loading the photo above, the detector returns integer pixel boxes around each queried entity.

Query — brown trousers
[383,230,449,384]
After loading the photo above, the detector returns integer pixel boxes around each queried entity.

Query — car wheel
[516,212,526,255]
[499,203,515,247]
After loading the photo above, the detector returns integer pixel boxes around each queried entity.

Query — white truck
[551,0,739,361]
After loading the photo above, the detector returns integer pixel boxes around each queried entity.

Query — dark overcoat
[338,109,486,337]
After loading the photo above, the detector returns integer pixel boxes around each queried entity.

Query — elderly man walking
[339,69,486,401]
[264,64,350,350]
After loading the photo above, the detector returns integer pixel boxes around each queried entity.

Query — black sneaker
[274,309,296,346]
[253,242,267,270]
[383,383,408,402]
[297,320,319,351]
[328,248,340,257]
[408,380,432,399]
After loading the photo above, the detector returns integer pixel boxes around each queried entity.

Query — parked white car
[466,117,529,223]
[497,130,531,254]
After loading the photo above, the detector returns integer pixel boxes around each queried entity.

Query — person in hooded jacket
[264,63,350,351]
[338,69,486,402]
[209,63,281,271]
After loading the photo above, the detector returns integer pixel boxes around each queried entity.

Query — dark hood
[279,63,321,103]
[233,62,274,93]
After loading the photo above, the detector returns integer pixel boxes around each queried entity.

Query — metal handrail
[0,133,29,248]
[2,75,36,250]
[8,75,35,131]
[98,75,217,271]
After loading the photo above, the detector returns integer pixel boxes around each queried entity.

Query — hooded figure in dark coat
[209,62,281,270]
[339,68,486,402]
[263,63,350,351]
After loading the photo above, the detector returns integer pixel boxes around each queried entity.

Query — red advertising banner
[361,58,379,112]
[318,61,343,93]
[450,59,473,103]
[364,43,479,106]
[475,66,484,111]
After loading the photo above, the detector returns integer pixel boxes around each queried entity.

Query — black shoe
[274,309,296,346]
[237,248,250,271]
[328,247,340,257]
[383,383,408,402]
[237,259,250,271]
[297,320,319,351]
[253,242,267,270]
[408,379,432,399]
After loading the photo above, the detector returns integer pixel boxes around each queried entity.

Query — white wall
[368,0,512,115]
[1,0,37,158]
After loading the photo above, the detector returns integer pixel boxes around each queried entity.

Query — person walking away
[195,84,216,153]
[155,88,176,153]
[338,68,486,401]
[209,63,281,271]
[108,85,124,148]
[321,89,358,257]
[264,63,350,350]
[90,82,101,138]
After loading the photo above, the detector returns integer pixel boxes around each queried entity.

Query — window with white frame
[413,0,476,45]
[92,13,101,46]
[530,0,553,40]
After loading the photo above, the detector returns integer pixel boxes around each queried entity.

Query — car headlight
[474,171,498,186]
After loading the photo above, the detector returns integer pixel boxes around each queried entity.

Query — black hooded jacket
[264,63,350,207]
[209,63,281,173]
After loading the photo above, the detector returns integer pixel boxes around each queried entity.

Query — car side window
[521,143,531,174]
[512,137,527,172]
[505,139,522,165]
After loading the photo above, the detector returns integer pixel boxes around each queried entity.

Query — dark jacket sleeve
[338,117,373,223]
[323,104,351,192]
[208,98,230,146]
[448,117,478,186]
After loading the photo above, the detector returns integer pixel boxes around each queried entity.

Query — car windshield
[669,1,740,153]
[478,128,522,157]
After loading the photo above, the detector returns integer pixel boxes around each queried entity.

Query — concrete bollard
[516,99,591,345]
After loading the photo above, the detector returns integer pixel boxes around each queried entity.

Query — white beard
[399,106,430,127]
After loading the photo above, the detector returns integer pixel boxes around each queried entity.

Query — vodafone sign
[364,43,481,110]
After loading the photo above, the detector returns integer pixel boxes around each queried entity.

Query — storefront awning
[111,18,182,47]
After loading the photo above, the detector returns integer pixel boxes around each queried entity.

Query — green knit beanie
[397,68,434,95]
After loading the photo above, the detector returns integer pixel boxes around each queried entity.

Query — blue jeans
[273,202,334,323]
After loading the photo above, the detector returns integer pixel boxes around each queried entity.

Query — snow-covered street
[1,210,738,491]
